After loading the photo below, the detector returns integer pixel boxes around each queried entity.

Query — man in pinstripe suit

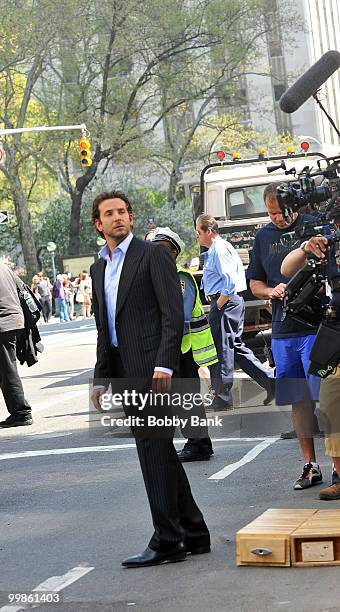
[90,191,210,568]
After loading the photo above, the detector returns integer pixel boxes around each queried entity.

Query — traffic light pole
[0,124,87,136]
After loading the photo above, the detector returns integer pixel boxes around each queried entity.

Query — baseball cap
[152,227,185,255]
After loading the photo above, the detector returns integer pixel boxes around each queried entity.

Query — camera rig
[267,155,340,377]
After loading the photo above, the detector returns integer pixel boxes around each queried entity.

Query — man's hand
[268,283,286,300]
[304,236,328,259]
[91,387,106,412]
[217,295,229,310]
[152,371,172,394]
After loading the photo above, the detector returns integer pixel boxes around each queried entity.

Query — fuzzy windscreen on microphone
[280,50,340,114]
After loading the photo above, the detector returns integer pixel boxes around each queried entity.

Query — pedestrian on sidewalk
[75,272,92,319]
[63,276,76,320]
[0,262,33,428]
[53,274,70,323]
[37,273,52,323]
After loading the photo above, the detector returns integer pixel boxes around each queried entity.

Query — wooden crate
[291,510,340,566]
[236,509,317,566]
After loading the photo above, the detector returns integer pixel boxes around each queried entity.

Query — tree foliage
[0,0,298,270]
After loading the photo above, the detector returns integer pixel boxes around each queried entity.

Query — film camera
[267,155,340,377]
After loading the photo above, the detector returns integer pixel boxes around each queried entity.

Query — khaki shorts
[320,366,340,458]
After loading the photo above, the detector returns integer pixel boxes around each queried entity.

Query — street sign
[0,146,4,165]
[0,210,9,224]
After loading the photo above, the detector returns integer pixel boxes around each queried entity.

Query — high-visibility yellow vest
[177,264,218,367]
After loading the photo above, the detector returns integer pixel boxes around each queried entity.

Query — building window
[273,83,286,101]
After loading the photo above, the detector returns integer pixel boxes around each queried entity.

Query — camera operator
[247,182,323,491]
[281,235,340,500]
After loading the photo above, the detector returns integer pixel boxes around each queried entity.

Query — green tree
[35,0,298,253]
[0,0,76,275]
[0,0,298,268]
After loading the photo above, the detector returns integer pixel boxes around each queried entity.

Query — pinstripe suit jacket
[90,236,183,380]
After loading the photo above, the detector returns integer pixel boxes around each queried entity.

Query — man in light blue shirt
[196,214,274,409]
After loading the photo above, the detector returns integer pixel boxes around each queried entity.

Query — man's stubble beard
[103,226,131,247]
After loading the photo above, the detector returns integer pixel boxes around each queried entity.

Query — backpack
[52,282,59,299]
[14,276,42,329]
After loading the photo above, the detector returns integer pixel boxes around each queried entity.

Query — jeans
[58,299,70,322]
[40,296,52,323]
[208,295,273,404]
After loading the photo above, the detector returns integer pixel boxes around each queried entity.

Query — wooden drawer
[236,509,317,567]
[237,534,288,565]
[291,510,340,566]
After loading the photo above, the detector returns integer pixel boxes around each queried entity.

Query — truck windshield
[226,184,268,219]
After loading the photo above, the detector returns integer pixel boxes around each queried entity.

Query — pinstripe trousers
[109,348,210,552]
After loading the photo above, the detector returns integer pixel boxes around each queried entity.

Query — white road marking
[33,388,88,414]
[0,444,136,460]
[25,432,73,440]
[0,437,273,462]
[208,437,278,480]
[0,564,94,612]
[32,563,94,591]
[42,331,96,348]
[0,388,88,413]
[40,324,95,336]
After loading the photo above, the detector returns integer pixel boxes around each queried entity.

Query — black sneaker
[0,415,33,428]
[280,430,297,440]
[293,462,323,490]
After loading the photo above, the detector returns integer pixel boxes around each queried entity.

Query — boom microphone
[279,50,340,113]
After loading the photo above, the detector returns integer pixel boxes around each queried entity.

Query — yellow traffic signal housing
[79,137,92,167]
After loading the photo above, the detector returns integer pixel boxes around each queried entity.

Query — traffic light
[79,137,92,167]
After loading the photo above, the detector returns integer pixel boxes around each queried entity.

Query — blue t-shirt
[246,214,317,338]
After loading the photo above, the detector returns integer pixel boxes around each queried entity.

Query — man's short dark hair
[196,214,219,233]
[92,190,133,234]
[263,182,281,203]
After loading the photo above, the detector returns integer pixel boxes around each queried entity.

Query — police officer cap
[152,227,185,255]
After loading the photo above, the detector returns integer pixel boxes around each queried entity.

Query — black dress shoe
[186,538,211,554]
[263,386,275,406]
[0,415,33,428]
[188,544,211,555]
[177,448,212,462]
[122,542,187,568]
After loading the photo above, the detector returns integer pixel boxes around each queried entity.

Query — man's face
[195,222,211,248]
[154,239,177,260]
[95,198,132,242]
[265,197,296,229]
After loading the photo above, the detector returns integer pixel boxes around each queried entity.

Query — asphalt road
[1,321,340,612]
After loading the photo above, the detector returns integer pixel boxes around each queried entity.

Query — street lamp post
[46,241,57,282]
